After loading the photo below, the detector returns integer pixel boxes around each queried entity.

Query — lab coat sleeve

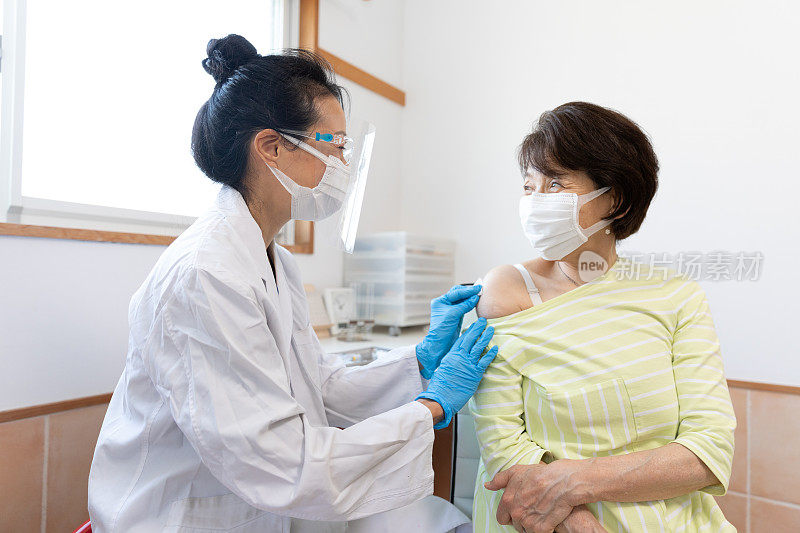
[318,345,428,428]
[149,267,435,521]
[670,279,736,496]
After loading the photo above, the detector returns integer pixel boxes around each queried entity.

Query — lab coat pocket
[291,322,323,390]
[165,492,285,532]
[527,378,638,457]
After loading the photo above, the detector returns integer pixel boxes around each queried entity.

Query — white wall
[318,0,404,88]
[0,237,165,409]
[0,0,406,411]
[400,0,800,385]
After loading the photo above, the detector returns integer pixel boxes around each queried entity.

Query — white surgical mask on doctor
[267,134,351,221]
[519,185,612,261]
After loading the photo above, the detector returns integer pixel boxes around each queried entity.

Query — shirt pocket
[525,377,639,458]
[626,380,680,443]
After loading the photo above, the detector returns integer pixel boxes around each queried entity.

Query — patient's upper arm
[476,264,530,319]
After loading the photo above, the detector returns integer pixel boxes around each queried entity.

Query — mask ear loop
[577,186,611,207]
[577,186,613,237]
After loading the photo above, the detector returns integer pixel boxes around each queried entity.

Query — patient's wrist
[566,458,601,505]
[558,505,603,533]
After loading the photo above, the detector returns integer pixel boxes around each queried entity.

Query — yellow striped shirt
[470,256,736,532]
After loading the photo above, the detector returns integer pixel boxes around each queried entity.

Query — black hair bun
[202,34,259,84]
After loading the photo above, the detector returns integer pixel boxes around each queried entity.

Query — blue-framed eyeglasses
[279,129,355,164]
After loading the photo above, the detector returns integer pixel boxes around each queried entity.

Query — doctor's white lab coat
[87,185,441,532]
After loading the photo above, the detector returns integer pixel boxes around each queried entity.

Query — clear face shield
[279,119,376,253]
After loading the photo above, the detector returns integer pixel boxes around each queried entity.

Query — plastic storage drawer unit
[344,232,456,334]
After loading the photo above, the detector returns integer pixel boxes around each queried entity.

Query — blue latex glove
[416,317,498,429]
[416,284,482,379]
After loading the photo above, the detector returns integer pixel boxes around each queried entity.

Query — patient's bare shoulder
[476,264,532,319]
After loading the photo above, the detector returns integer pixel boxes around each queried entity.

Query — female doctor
[87,35,497,532]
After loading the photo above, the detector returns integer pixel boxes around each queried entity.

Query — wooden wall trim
[299,0,406,106]
[0,393,112,424]
[727,379,800,396]
[317,49,406,106]
[2,379,798,424]
[0,221,312,253]
[0,222,177,245]
[298,0,319,49]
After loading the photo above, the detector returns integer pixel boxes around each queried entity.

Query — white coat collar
[213,185,272,283]
[268,242,294,344]
[213,185,295,347]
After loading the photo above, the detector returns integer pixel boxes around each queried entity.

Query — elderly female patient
[470,102,736,532]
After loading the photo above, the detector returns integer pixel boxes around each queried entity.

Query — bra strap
[513,264,543,306]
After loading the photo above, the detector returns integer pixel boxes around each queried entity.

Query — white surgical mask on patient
[519,186,612,260]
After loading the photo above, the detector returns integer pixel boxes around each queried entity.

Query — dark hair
[191,34,347,199]
[518,102,659,240]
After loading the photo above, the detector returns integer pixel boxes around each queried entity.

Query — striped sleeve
[469,335,549,479]
[670,280,736,496]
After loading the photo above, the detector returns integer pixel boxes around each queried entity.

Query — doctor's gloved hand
[416,284,482,379]
[416,318,498,429]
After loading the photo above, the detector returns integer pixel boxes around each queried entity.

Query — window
[1,0,286,234]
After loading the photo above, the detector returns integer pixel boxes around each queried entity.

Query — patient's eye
[549,180,563,191]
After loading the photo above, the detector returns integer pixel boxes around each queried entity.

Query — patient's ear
[476,265,529,319]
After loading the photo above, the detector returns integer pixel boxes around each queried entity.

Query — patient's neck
[558,242,618,285]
